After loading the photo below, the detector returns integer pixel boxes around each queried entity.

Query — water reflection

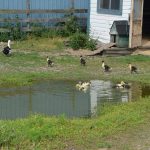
[0,80,149,120]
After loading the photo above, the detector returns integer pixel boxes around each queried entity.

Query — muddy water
[0,80,149,119]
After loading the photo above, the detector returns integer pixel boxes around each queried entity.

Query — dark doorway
[142,0,150,36]
[142,0,150,46]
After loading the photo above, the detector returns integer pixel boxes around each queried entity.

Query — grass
[0,96,150,149]
[0,37,150,149]
[0,49,150,86]
[13,37,65,52]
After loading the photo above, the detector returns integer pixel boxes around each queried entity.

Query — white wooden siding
[89,0,131,43]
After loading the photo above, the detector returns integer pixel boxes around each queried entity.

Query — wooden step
[102,48,134,56]
[138,46,150,50]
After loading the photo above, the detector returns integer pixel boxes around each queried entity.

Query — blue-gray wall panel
[0,0,89,27]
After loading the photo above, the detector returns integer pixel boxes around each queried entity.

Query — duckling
[114,82,124,89]
[76,81,82,89]
[113,81,130,89]
[128,63,137,74]
[101,60,112,72]
[81,86,89,93]
[47,56,54,67]
[80,55,86,66]
[82,82,91,87]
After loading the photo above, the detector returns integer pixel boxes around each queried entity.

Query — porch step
[102,47,135,56]
[138,46,150,50]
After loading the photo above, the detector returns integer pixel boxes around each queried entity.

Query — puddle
[0,80,149,119]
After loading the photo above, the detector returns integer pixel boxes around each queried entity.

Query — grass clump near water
[0,96,150,149]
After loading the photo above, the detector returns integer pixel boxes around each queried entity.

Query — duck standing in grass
[128,63,137,74]
[101,60,112,72]
[80,55,86,66]
[3,40,11,56]
[47,56,54,67]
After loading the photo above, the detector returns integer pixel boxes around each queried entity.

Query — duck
[102,60,112,72]
[128,63,137,74]
[80,55,86,66]
[113,81,130,89]
[8,40,11,49]
[2,40,11,55]
[47,56,54,67]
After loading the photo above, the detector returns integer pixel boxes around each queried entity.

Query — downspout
[87,0,91,35]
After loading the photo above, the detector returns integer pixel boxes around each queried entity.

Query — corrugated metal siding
[0,0,89,28]
[89,0,131,43]
[0,0,89,10]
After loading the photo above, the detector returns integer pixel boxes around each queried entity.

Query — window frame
[97,0,123,15]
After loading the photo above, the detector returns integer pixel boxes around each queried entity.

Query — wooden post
[129,0,144,48]
[70,0,75,14]
[26,0,30,30]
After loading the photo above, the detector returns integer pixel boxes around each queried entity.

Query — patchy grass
[0,38,150,149]
[12,37,65,52]
[0,96,150,149]
[0,50,150,86]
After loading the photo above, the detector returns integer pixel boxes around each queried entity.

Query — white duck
[8,40,11,48]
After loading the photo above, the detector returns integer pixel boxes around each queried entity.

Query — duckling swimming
[76,81,91,92]
[113,81,130,89]
[76,81,83,89]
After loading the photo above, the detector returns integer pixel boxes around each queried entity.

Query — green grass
[0,50,150,86]
[0,38,150,149]
[13,37,65,52]
[0,96,150,149]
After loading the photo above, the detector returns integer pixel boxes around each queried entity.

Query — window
[97,0,123,15]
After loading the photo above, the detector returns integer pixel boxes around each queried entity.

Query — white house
[89,0,150,48]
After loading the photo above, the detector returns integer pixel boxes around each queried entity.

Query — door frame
[129,0,144,48]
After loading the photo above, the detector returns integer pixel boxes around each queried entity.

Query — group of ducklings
[101,60,137,74]
[76,80,130,93]
[76,81,91,92]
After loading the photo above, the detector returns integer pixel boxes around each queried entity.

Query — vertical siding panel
[89,0,131,43]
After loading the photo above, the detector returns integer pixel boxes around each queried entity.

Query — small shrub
[69,32,97,50]
[55,13,81,37]
[69,32,87,50]
[64,14,80,35]
[86,38,97,51]
[0,32,10,42]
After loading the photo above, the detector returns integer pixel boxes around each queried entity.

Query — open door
[129,0,144,48]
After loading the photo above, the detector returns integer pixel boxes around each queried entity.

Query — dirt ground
[132,49,150,56]
[133,38,150,56]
